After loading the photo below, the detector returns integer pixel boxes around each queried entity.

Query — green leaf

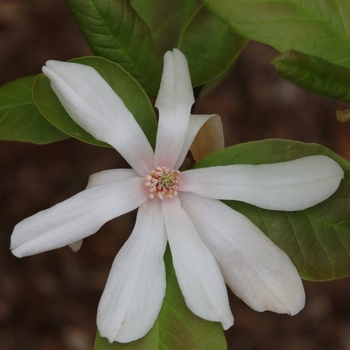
[272,50,350,103]
[64,0,162,96]
[33,56,157,148]
[178,5,248,87]
[131,0,201,54]
[0,76,69,144]
[94,248,226,350]
[202,0,350,68]
[195,139,350,281]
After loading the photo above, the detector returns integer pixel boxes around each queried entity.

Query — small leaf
[0,76,68,144]
[202,0,350,68]
[64,0,162,96]
[33,57,157,148]
[94,248,226,349]
[178,5,248,87]
[195,139,350,281]
[131,0,201,54]
[272,50,350,103]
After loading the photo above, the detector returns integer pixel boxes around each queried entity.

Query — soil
[1,1,350,349]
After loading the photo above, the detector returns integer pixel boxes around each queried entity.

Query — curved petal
[97,200,167,343]
[154,49,195,169]
[43,61,154,176]
[173,114,216,170]
[180,155,344,211]
[190,114,225,161]
[180,193,305,315]
[162,197,233,329]
[11,175,148,257]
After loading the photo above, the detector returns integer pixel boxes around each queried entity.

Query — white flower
[11,49,343,343]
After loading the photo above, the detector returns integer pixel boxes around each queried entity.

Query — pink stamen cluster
[145,166,181,200]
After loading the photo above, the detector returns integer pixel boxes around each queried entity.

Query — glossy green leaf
[272,50,350,103]
[64,0,161,96]
[178,5,248,87]
[131,0,201,54]
[33,56,157,148]
[0,76,69,144]
[94,248,226,350]
[202,0,350,68]
[195,139,350,281]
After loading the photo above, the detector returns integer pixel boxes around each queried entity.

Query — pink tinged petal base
[155,49,195,169]
[11,176,148,257]
[162,197,233,329]
[180,193,305,315]
[97,200,167,343]
[173,114,217,170]
[180,155,344,211]
[42,61,154,176]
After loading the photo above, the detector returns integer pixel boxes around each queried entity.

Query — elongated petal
[162,197,233,329]
[67,169,140,253]
[180,155,344,210]
[180,193,305,315]
[173,114,216,170]
[97,200,167,343]
[11,176,148,257]
[42,61,154,176]
[87,169,139,188]
[155,49,195,169]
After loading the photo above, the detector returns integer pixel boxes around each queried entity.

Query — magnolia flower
[11,49,343,343]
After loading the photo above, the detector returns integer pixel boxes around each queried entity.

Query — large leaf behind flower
[195,139,350,281]
[131,0,201,54]
[33,56,157,148]
[202,0,350,68]
[64,0,161,97]
[272,50,350,103]
[0,76,68,144]
[178,5,248,87]
[94,248,226,350]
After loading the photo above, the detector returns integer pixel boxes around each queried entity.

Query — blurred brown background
[1,1,350,349]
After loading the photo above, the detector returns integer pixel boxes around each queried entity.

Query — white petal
[11,175,148,257]
[180,155,344,210]
[42,61,154,176]
[97,200,167,343]
[87,169,138,188]
[154,49,195,169]
[173,114,216,170]
[180,193,305,315]
[162,197,233,329]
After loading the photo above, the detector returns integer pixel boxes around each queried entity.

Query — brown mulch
[1,1,350,349]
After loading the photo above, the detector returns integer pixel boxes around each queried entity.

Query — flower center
[145,166,181,200]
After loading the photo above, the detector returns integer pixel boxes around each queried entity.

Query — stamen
[145,166,181,200]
